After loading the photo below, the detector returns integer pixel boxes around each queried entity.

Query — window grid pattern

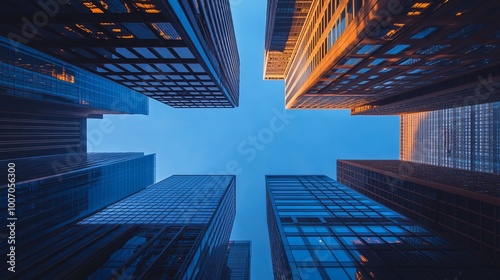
[80,176,233,225]
[0,36,148,114]
[0,0,239,108]
[0,153,155,249]
[267,175,500,280]
[222,241,252,280]
[0,111,85,160]
[264,0,500,110]
[264,0,314,79]
[337,160,500,263]
[4,175,236,280]
[401,102,500,174]
[351,64,500,115]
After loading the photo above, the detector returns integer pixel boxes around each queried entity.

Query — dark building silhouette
[0,36,148,159]
[0,0,240,108]
[264,0,500,112]
[222,241,251,280]
[401,101,500,173]
[337,160,500,262]
[0,153,155,248]
[266,175,500,279]
[2,175,236,280]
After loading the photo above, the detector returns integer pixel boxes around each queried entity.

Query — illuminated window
[397,58,421,65]
[356,44,381,55]
[412,2,430,9]
[411,26,438,39]
[385,45,410,55]
[369,58,385,66]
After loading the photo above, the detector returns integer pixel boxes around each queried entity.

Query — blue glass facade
[0,35,149,159]
[337,160,500,263]
[2,175,236,280]
[0,153,155,249]
[0,110,87,160]
[267,175,500,279]
[223,241,252,280]
[401,102,500,174]
[0,36,148,115]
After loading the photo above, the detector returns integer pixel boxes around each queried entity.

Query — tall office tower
[222,241,252,280]
[267,175,500,279]
[0,36,148,159]
[263,0,500,112]
[0,0,240,108]
[3,175,236,279]
[0,153,155,248]
[264,0,314,80]
[401,101,500,173]
[337,160,500,262]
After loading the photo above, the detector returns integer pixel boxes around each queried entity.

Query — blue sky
[87,0,399,278]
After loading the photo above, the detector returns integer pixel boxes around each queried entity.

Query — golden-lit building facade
[264,0,500,111]
[264,0,314,80]
[0,0,240,108]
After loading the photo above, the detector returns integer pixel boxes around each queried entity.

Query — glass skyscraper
[337,160,500,262]
[0,153,155,249]
[2,175,236,279]
[264,0,500,112]
[0,36,148,116]
[0,0,240,108]
[0,35,149,159]
[401,101,500,173]
[222,241,252,280]
[267,175,500,279]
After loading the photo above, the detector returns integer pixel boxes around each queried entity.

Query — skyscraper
[0,35,148,159]
[264,0,314,80]
[2,175,236,279]
[0,0,240,108]
[222,241,252,280]
[264,0,500,112]
[267,175,500,279]
[401,101,500,173]
[337,160,500,262]
[0,153,155,248]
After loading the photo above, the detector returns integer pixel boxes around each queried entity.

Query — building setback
[337,160,500,262]
[267,175,500,279]
[401,101,500,173]
[0,36,148,159]
[264,0,500,112]
[0,0,240,108]
[222,241,252,280]
[0,153,155,249]
[1,175,236,280]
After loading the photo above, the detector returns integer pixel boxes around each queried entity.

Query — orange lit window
[76,24,93,34]
[117,35,134,39]
[412,2,430,9]
[83,1,103,13]
[52,69,75,83]
[407,11,421,16]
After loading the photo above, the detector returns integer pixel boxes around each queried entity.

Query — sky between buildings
[87,0,400,278]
